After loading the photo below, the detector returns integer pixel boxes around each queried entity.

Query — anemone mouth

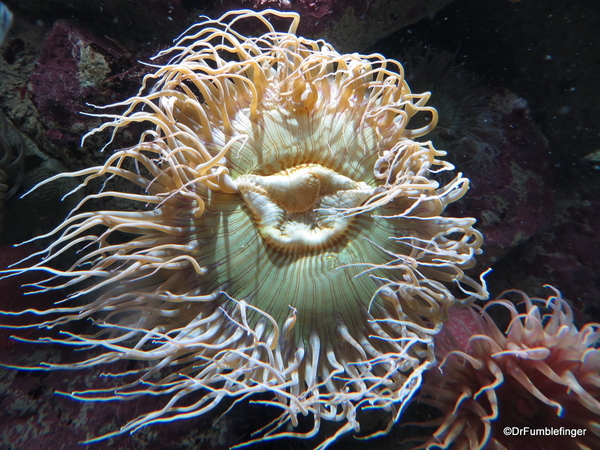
[235,163,374,252]
[0,8,488,449]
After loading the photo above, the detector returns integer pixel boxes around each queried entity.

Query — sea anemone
[0,110,26,231]
[418,287,600,450]
[399,46,505,173]
[1,9,486,448]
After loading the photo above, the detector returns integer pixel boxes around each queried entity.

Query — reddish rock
[448,90,556,269]
[214,0,456,52]
[492,167,600,318]
[28,20,135,153]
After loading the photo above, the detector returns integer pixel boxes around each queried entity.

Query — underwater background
[0,0,598,449]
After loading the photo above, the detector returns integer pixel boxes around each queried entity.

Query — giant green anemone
[1,9,487,449]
